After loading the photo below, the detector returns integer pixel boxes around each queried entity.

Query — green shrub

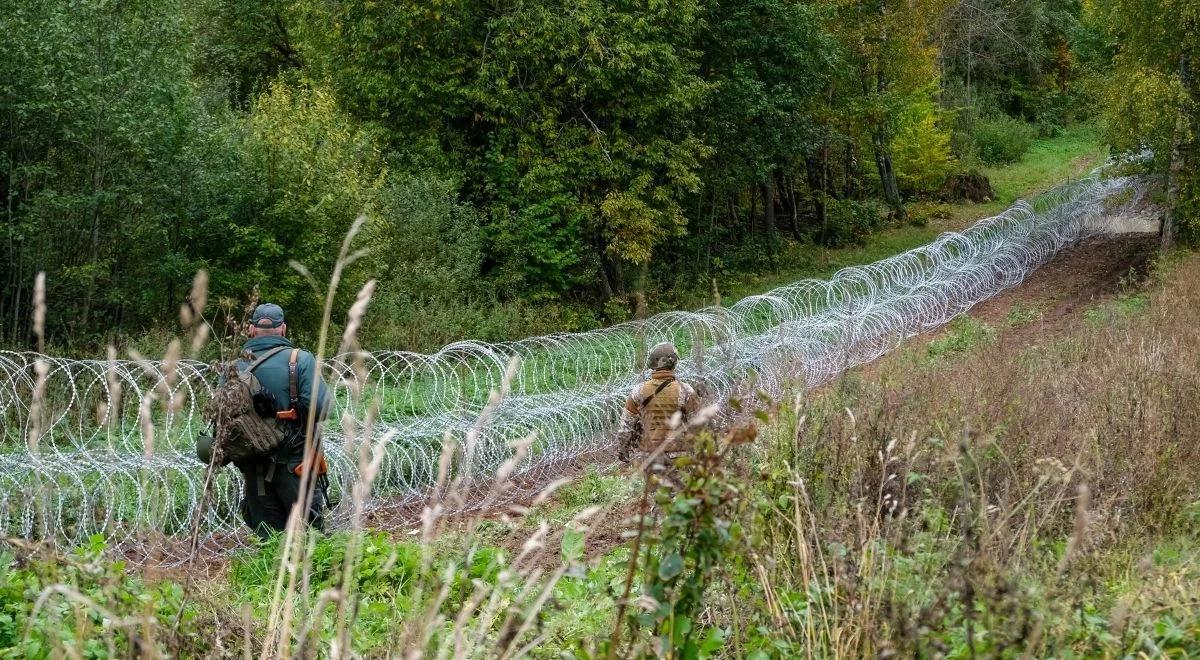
[815,199,886,248]
[972,115,1037,165]
[0,536,224,657]
[906,201,953,227]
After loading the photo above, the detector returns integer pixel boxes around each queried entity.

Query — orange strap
[293,453,328,476]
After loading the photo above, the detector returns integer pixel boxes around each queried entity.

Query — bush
[0,537,231,657]
[814,199,886,248]
[906,201,953,227]
[972,115,1037,165]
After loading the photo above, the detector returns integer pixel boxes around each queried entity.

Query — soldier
[199,303,332,538]
[617,342,701,466]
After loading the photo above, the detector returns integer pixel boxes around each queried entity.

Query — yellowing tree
[1091,0,1200,247]
[828,0,951,220]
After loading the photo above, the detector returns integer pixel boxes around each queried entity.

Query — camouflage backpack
[202,346,299,465]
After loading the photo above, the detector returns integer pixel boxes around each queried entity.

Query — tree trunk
[609,253,626,299]
[764,177,778,264]
[629,260,649,320]
[1163,113,1185,250]
[872,129,906,221]
[596,257,615,302]
[805,155,828,233]
[842,143,857,199]
[785,174,802,240]
[748,186,758,235]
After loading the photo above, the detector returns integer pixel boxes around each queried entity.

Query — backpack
[203,346,300,465]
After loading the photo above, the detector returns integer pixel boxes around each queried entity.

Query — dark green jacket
[238,335,331,458]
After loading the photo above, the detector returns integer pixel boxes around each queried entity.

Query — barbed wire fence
[0,165,1149,564]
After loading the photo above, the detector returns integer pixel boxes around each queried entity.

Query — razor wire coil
[0,166,1147,563]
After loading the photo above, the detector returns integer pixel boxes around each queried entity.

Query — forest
[3,0,1195,350]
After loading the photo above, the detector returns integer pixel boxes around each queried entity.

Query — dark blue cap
[250,303,285,329]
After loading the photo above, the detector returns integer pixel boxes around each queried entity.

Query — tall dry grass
[742,252,1200,656]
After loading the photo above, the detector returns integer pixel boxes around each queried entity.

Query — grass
[1005,300,1048,327]
[942,124,1107,226]
[1084,291,1150,326]
[926,316,997,359]
[982,124,1107,205]
[724,248,1200,656]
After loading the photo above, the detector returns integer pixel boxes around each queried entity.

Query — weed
[1084,292,1149,326]
[927,316,997,359]
[1005,301,1047,327]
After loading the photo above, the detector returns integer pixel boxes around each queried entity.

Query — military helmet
[647,342,679,371]
[196,433,216,465]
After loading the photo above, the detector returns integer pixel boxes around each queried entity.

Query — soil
[941,171,995,203]
[954,233,1156,349]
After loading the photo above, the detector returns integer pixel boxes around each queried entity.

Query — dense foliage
[0,0,1183,350]
[1090,0,1200,245]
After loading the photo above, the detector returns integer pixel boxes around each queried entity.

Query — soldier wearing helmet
[617,342,701,462]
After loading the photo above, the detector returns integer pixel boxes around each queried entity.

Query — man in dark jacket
[237,303,331,538]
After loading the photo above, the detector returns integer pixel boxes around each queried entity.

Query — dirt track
[963,232,1156,346]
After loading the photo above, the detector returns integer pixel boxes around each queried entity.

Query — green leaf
[658,553,684,580]
[561,523,586,563]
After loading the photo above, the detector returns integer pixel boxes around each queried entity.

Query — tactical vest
[637,377,685,451]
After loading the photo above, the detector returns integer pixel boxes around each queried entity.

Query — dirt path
[961,233,1156,346]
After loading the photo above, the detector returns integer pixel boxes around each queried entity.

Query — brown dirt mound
[941,170,995,203]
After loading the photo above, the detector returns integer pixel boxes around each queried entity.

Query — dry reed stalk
[99,345,122,450]
[185,270,211,356]
[28,273,48,455]
[1057,483,1092,574]
[264,216,367,659]
[401,356,580,657]
[322,279,380,657]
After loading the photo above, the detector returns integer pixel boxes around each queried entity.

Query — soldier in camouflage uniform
[617,342,701,466]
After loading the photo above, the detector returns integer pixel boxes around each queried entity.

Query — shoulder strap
[245,346,289,374]
[288,349,300,409]
[640,378,674,408]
